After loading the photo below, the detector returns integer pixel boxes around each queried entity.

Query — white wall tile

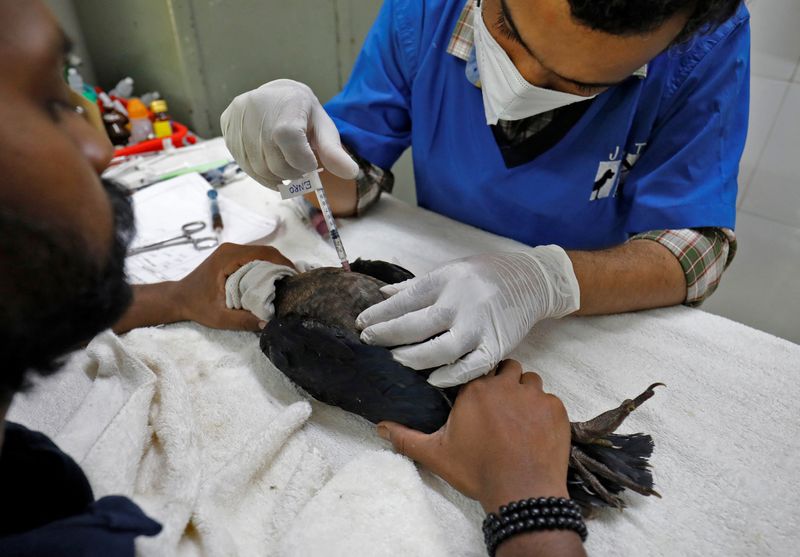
[702,211,800,345]
[749,0,800,81]
[738,76,788,206]
[740,84,800,226]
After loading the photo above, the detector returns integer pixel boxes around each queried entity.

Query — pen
[207,189,223,239]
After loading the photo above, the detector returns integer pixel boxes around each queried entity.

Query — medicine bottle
[150,100,173,138]
[127,98,153,143]
[103,110,130,146]
[110,76,134,98]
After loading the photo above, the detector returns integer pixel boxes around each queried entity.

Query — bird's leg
[571,446,661,498]
[569,447,625,509]
[570,383,665,446]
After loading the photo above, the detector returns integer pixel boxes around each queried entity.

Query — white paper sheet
[126,173,280,284]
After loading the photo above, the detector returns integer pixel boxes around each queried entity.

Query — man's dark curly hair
[567,0,743,43]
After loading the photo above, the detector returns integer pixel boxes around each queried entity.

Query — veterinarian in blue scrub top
[222,0,749,387]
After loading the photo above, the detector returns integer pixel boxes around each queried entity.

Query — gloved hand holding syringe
[220,80,357,271]
[279,170,351,271]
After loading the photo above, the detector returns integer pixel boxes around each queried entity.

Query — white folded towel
[225,261,297,321]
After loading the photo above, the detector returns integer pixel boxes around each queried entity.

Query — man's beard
[0,178,135,396]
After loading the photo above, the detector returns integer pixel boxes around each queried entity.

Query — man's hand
[377,360,571,513]
[114,243,294,333]
[174,243,294,330]
[357,248,580,388]
[221,79,359,189]
[378,361,586,556]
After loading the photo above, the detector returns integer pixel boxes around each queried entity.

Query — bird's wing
[261,316,451,433]
[349,259,415,284]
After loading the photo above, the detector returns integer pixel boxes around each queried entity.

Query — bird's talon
[588,438,614,448]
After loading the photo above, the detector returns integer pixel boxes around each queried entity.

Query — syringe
[310,171,351,271]
[281,170,350,272]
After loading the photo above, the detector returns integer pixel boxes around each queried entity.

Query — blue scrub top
[325,0,750,250]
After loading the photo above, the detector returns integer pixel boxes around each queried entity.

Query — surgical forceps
[127,221,219,256]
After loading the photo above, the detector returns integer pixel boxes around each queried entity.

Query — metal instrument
[127,221,219,256]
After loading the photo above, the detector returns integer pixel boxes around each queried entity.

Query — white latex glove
[220,79,359,189]
[356,247,580,388]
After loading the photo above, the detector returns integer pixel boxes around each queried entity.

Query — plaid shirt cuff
[344,147,395,216]
[447,0,476,61]
[630,228,737,306]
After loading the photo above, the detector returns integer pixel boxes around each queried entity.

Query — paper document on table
[126,173,280,284]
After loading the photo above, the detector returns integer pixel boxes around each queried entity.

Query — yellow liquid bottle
[151,99,173,138]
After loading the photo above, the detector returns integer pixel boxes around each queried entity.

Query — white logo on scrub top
[590,144,623,201]
[589,142,646,201]
[590,160,622,200]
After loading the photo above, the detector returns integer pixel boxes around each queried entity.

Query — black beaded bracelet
[482,497,587,556]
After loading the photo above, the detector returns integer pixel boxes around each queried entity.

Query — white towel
[225,260,297,321]
[277,450,450,557]
[10,325,334,556]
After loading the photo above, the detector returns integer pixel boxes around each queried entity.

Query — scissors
[127,221,219,256]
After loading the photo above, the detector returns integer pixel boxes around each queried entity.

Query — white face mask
[472,2,597,125]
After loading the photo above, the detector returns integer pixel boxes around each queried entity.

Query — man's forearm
[483,497,587,557]
[480,476,586,557]
[568,239,685,315]
[496,531,586,557]
[484,501,587,557]
[113,282,184,334]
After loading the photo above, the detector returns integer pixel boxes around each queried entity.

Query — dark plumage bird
[261,260,453,434]
[261,259,663,514]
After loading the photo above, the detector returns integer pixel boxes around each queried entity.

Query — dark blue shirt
[0,422,161,556]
